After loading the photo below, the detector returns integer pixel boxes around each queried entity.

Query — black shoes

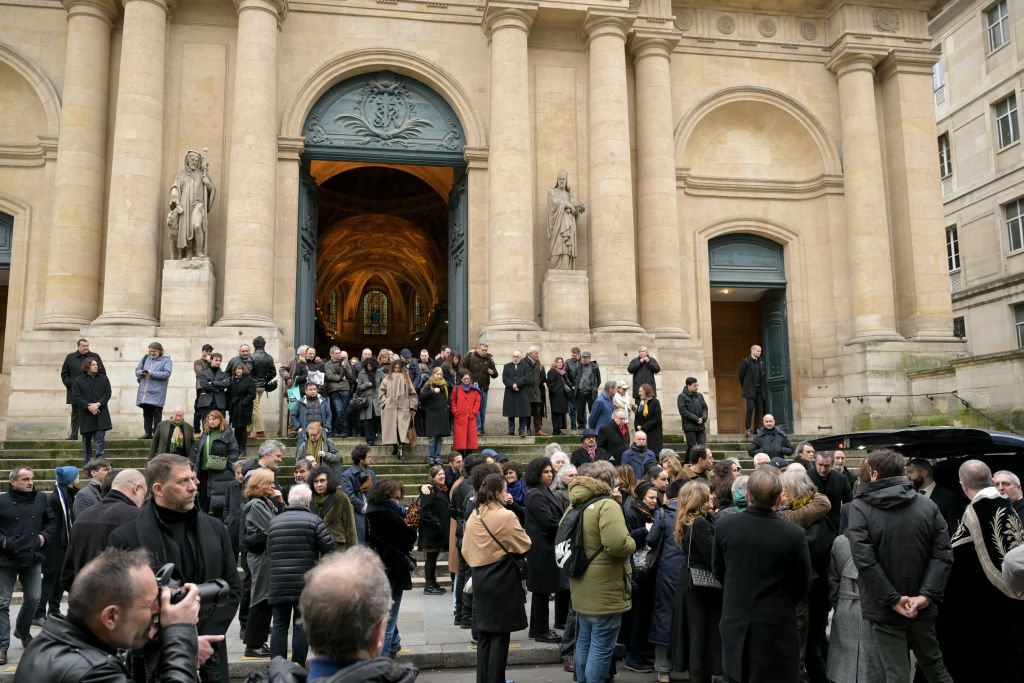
[244,644,271,658]
[424,584,445,595]
[14,631,32,649]
[532,630,561,644]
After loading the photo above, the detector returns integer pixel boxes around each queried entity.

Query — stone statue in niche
[167,148,215,263]
[547,169,585,270]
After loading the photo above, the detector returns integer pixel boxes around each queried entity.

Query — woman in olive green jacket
[308,465,359,550]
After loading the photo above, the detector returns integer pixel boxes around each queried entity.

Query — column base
[37,316,95,331]
[483,319,542,333]
[214,314,277,327]
[845,331,905,345]
[92,312,159,326]
[591,321,646,333]
[160,259,216,327]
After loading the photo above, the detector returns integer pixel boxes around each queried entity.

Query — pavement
[0,582,564,680]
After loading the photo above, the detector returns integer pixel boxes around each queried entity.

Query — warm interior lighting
[721,289,730,294]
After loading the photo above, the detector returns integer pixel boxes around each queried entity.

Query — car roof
[810,427,1024,459]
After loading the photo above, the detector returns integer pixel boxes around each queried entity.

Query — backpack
[555,494,612,577]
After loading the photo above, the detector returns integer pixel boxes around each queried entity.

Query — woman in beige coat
[379,359,418,459]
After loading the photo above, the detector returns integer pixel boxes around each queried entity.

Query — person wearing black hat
[571,429,611,468]
[574,351,601,431]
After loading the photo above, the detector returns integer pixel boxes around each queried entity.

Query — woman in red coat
[450,371,481,454]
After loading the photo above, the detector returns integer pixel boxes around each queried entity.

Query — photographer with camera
[109,454,240,682]
[16,547,200,683]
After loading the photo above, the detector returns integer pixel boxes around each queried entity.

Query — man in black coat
[737,344,765,437]
[108,455,240,683]
[846,449,953,683]
[0,466,58,663]
[462,342,498,434]
[676,377,708,451]
[906,458,966,535]
[60,338,104,440]
[60,469,147,591]
[746,414,793,459]
[713,467,811,683]
[570,429,611,468]
[808,451,852,533]
[626,346,660,403]
[195,353,229,427]
[15,547,200,683]
[249,335,276,439]
[266,483,336,665]
[502,351,531,436]
[596,410,630,464]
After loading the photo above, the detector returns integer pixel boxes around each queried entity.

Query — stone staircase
[0,431,863,598]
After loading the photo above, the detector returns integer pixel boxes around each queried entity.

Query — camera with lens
[153,563,231,625]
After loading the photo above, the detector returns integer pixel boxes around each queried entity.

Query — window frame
[953,316,966,339]
[1005,198,1024,253]
[938,133,952,179]
[946,226,961,272]
[1015,303,1024,348]
[361,289,389,337]
[995,94,1020,149]
[932,54,946,92]
[988,0,1011,53]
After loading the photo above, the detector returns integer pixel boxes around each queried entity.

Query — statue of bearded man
[547,169,585,270]
[167,149,215,261]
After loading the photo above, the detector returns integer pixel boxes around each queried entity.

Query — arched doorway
[709,234,793,432]
[296,70,468,354]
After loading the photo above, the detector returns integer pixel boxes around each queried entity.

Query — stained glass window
[362,289,388,336]
[328,291,338,331]
[412,292,425,331]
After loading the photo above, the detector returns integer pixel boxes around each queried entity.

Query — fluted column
[878,50,956,340]
[40,0,119,329]
[484,2,538,330]
[217,0,287,326]
[827,50,902,342]
[586,10,641,331]
[630,30,686,337]
[94,0,171,325]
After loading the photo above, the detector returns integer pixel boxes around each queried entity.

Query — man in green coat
[566,460,635,683]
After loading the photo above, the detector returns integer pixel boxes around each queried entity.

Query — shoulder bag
[687,519,722,590]
[633,509,664,577]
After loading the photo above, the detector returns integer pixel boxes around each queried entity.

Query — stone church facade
[0,0,978,438]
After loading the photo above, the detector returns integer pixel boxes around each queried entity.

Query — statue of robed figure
[547,169,585,271]
[167,148,215,262]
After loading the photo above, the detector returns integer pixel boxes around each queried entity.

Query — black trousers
[551,412,566,434]
[476,631,511,683]
[245,599,272,648]
[684,428,707,451]
[239,553,251,631]
[555,589,570,627]
[576,392,596,429]
[529,590,550,635]
[455,549,472,620]
[234,425,248,455]
[424,550,439,586]
[744,397,764,432]
[805,576,830,683]
[141,404,162,437]
[69,403,81,439]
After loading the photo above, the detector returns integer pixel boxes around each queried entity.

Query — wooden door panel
[711,302,761,434]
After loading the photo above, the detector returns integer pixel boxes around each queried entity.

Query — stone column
[217,0,286,326]
[630,29,686,338]
[828,50,902,342]
[586,10,641,331]
[878,50,956,340]
[40,0,119,329]
[484,2,538,330]
[93,0,171,325]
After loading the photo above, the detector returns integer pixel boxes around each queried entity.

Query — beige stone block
[160,259,216,327]
[542,270,591,332]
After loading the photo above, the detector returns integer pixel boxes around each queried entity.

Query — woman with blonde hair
[242,467,283,657]
[661,454,682,481]
[617,464,638,510]
[379,360,417,459]
[420,366,452,466]
[192,409,240,516]
[669,480,722,683]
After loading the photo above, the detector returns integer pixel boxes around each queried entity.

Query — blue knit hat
[55,466,79,487]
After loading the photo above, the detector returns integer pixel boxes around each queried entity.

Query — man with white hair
[151,405,194,458]
[525,346,548,436]
[266,483,337,665]
[753,453,771,469]
[938,460,1024,682]
[993,470,1024,518]
[502,350,531,437]
[626,345,660,404]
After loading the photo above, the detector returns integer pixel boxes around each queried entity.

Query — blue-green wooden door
[295,166,319,346]
[447,174,468,353]
[760,289,793,432]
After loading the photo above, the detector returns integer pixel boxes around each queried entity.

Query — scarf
[432,378,449,400]
[507,479,525,506]
[583,442,597,459]
[432,481,449,495]
[307,436,324,463]
[170,423,184,450]
[386,499,407,518]
[641,399,649,418]
[460,383,479,394]
[555,368,566,376]
[951,488,1024,598]
[312,492,330,516]
[790,494,814,511]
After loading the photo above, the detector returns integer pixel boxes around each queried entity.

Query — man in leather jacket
[16,546,201,683]
[248,336,277,438]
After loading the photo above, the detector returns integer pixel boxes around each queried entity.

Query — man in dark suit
[714,467,811,683]
[906,458,966,534]
[60,338,105,441]
[738,344,766,437]
[596,409,630,463]
[502,350,531,436]
[809,451,852,532]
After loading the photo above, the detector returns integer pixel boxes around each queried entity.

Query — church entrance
[296,70,468,356]
[708,235,793,433]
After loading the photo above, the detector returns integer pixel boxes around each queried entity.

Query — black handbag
[687,521,722,590]
[633,510,664,577]
[350,392,370,411]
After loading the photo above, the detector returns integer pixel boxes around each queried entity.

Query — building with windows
[0,0,970,438]
[929,0,1024,429]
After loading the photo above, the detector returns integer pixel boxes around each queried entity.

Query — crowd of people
[14,337,1020,683]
